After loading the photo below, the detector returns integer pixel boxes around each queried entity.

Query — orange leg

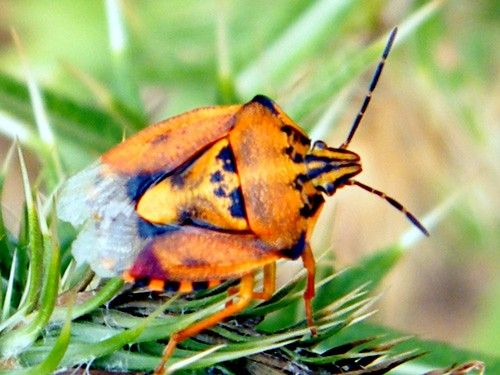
[226,262,276,306]
[252,262,276,300]
[154,273,255,375]
[301,245,317,335]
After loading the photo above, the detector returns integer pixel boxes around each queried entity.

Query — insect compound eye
[325,183,335,195]
[312,140,327,150]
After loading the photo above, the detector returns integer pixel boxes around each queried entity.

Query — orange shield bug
[57,27,428,374]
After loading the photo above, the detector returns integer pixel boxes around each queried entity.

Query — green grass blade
[0,112,43,155]
[257,245,401,333]
[332,322,498,374]
[16,146,43,312]
[56,296,173,368]
[29,304,72,374]
[1,250,17,323]
[289,0,445,122]
[91,350,160,372]
[12,30,64,189]
[0,198,59,357]
[166,344,226,373]
[30,200,60,332]
[0,72,123,156]
[0,142,16,275]
[215,8,237,104]
[63,63,145,136]
[0,297,73,375]
[50,277,123,322]
[105,0,146,122]
[236,0,362,97]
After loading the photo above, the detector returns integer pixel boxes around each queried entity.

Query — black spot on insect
[189,218,223,231]
[305,154,330,163]
[193,281,209,291]
[281,232,306,259]
[214,186,226,197]
[137,218,179,239]
[323,172,361,193]
[228,188,246,218]
[299,194,324,218]
[127,172,166,201]
[306,167,327,180]
[281,127,292,138]
[297,173,308,182]
[292,153,304,163]
[292,179,303,191]
[133,278,149,288]
[306,162,360,181]
[150,133,169,145]
[184,257,210,267]
[283,146,294,156]
[210,170,224,183]
[281,125,310,146]
[178,210,192,223]
[293,173,308,190]
[292,174,305,191]
[216,146,236,173]
[284,146,304,163]
[164,281,181,292]
[170,173,185,188]
[294,133,310,147]
[251,95,278,114]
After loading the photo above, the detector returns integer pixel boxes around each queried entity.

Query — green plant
[0,1,498,374]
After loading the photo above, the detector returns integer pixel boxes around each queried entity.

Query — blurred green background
[0,0,498,362]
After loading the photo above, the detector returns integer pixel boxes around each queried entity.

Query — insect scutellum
[304,27,429,236]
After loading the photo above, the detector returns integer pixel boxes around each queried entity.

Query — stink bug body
[57,28,428,374]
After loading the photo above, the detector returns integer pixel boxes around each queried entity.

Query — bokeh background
[0,0,498,360]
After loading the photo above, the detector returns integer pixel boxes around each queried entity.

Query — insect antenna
[347,179,429,236]
[340,27,398,149]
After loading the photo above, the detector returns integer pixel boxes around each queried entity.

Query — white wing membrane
[57,163,146,277]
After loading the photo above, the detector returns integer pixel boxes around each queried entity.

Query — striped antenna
[340,27,398,149]
[347,180,429,236]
